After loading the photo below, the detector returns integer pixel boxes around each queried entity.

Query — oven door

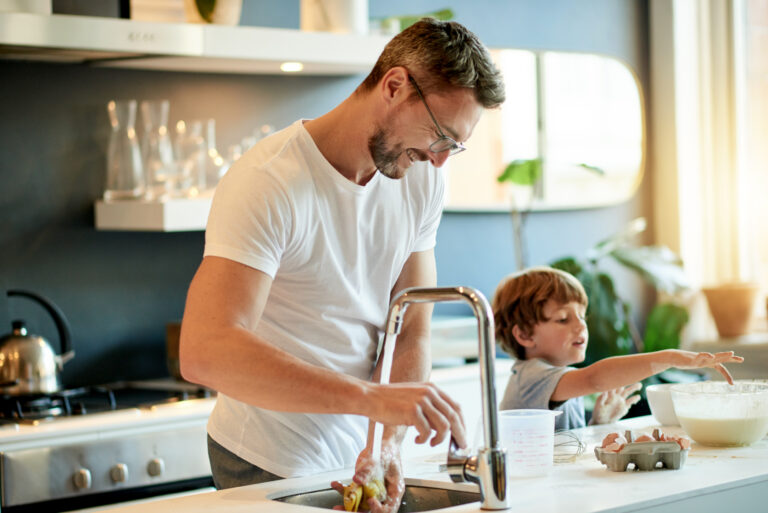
[1,424,213,512]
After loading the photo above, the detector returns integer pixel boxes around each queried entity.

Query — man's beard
[368,126,412,180]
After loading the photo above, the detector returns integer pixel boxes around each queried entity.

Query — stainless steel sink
[272,482,481,512]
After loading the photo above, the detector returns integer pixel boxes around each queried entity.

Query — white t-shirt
[203,120,446,478]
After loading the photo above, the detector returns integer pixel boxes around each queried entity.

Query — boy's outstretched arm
[552,350,744,402]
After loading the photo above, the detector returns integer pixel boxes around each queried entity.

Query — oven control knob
[73,468,92,490]
[147,458,165,477]
[110,463,129,483]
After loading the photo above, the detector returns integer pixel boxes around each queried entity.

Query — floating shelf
[0,12,390,75]
[94,197,212,232]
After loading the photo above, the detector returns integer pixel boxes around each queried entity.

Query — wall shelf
[0,12,390,75]
[94,197,212,232]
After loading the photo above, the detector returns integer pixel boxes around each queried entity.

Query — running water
[371,331,397,465]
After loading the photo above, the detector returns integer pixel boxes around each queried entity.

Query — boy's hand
[668,350,744,385]
[589,383,642,425]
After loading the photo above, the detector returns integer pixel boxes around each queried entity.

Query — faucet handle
[446,436,470,483]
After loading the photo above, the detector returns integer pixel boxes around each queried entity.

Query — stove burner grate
[0,382,211,424]
[0,387,118,423]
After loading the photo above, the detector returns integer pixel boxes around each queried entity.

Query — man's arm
[367,248,465,449]
[347,249,466,513]
[180,254,465,444]
[180,255,369,413]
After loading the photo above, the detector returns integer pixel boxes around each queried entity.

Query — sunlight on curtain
[742,0,768,315]
[650,0,767,343]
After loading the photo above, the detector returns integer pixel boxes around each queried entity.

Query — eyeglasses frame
[408,75,466,156]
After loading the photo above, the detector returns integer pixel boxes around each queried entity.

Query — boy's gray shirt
[499,358,586,431]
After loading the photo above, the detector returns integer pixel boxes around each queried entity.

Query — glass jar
[140,100,176,201]
[105,100,144,200]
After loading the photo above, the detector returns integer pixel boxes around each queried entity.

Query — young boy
[492,267,744,430]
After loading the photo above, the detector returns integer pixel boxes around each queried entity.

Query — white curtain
[649,0,766,342]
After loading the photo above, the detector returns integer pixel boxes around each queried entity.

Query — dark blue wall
[0,0,651,386]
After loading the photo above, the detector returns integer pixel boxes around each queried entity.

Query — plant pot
[702,283,759,338]
[184,0,242,25]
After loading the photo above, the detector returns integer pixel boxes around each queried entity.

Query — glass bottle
[140,100,175,201]
[174,119,206,196]
[204,118,228,188]
[105,100,144,200]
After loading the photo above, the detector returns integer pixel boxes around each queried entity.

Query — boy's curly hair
[492,266,588,360]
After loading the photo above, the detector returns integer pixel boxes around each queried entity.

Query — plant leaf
[550,257,583,276]
[195,0,216,23]
[610,246,691,294]
[393,9,455,30]
[577,163,606,175]
[588,217,647,261]
[643,303,689,352]
[497,158,542,186]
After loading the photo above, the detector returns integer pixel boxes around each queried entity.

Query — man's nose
[429,149,451,168]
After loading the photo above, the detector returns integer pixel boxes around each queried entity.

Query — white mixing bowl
[646,383,680,426]
[671,381,768,447]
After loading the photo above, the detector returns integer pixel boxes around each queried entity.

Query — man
[179,17,505,513]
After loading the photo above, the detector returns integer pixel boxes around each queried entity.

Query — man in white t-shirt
[179,18,505,513]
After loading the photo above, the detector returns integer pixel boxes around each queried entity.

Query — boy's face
[523,299,588,366]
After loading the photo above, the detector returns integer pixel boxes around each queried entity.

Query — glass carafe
[174,119,206,196]
[140,100,175,201]
[105,100,144,200]
[204,118,228,189]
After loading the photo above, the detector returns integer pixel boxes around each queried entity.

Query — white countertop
[98,415,768,513]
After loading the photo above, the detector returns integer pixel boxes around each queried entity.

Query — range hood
[0,12,390,75]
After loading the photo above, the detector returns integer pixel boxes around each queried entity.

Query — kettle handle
[7,290,74,361]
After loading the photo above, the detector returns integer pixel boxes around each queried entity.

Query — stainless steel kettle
[0,290,75,395]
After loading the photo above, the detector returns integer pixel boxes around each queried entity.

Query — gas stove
[0,381,213,425]
[0,380,217,512]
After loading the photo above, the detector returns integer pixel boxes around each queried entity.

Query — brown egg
[601,432,620,448]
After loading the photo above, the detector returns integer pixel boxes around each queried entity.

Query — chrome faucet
[383,286,510,510]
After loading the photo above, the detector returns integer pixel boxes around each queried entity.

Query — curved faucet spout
[383,286,510,510]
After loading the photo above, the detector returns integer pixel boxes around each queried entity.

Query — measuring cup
[498,409,562,477]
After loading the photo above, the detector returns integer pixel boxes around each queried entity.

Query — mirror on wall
[443,49,644,211]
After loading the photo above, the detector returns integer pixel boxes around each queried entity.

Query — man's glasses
[408,76,466,156]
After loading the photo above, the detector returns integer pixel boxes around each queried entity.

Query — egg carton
[594,430,689,472]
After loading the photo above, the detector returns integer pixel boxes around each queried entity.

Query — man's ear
[512,325,535,348]
[379,66,409,103]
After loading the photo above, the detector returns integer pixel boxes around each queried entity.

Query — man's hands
[667,350,744,385]
[363,382,467,449]
[589,382,642,425]
[336,379,466,512]
[331,443,404,513]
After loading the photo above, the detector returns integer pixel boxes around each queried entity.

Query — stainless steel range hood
[0,12,389,75]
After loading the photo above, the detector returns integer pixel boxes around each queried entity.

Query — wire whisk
[554,429,586,462]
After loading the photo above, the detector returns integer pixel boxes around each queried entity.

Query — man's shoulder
[222,121,315,192]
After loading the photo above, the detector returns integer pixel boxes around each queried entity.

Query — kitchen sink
[272,480,481,512]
